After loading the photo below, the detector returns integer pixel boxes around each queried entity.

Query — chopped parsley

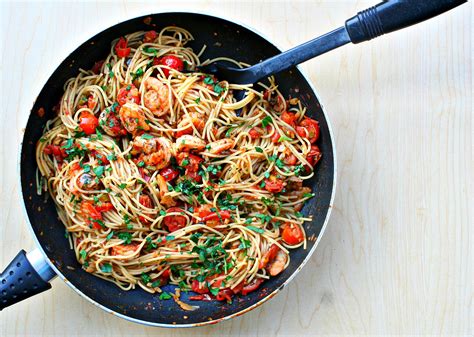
[118,232,132,244]
[261,116,272,127]
[106,231,114,240]
[118,183,127,189]
[79,249,87,260]
[141,273,151,284]
[100,263,113,273]
[278,135,292,142]
[194,97,201,104]
[141,133,154,140]
[93,165,105,178]
[247,226,265,234]
[255,147,263,153]
[159,292,172,300]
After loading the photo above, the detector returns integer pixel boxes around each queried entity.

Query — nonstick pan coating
[20,12,335,326]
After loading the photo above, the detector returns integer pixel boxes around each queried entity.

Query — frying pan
[0,0,466,327]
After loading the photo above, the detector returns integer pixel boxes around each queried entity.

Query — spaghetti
[35,27,322,303]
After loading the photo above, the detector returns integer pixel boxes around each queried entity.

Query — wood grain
[0,1,471,336]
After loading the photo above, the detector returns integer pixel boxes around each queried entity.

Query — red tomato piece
[95,202,114,213]
[281,111,297,128]
[79,111,98,135]
[160,167,179,182]
[114,37,131,58]
[117,84,140,106]
[163,207,187,232]
[43,145,67,162]
[154,55,184,77]
[81,201,103,229]
[281,223,304,245]
[283,153,298,166]
[271,130,281,143]
[264,176,285,193]
[259,244,279,269]
[87,95,96,110]
[175,126,193,138]
[201,210,231,222]
[296,118,320,143]
[241,278,264,296]
[191,280,209,294]
[306,145,322,167]
[249,127,264,139]
[143,30,157,43]
[91,60,104,74]
[216,288,234,302]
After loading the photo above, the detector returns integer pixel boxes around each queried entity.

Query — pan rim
[17,10,337,328]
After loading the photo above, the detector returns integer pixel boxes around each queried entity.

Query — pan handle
[0,249,56,310]
[345,0,467,44]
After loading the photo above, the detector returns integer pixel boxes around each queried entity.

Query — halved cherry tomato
[259,244,279,269]
[43,145,67,162]
[175,126,193,138]
[154,55,184,77]
[153,269,171,287]
[306,145,322,167]
[283,153,298,166]
[139,195,153,208]
[177,153,203,172]
[79,111,98,135]
[296,118,320,143]
[216,288,234,302]
[201,210,231,222]
[241,278,264,295]
[143,30,157,43]
[249,127,264,139]
[110,242,140,256]
[91,60,104,74]
[281,223,304,245]
[95,202,114,213]
[271,130,281,143]
[163,207,187,232]
[81,201,103,230]
[160,167,179,182]
[191,280,209,294]
[281,111,297,128]
[264,176,285,193]
[114,37,131,58]
[117,84,140,106]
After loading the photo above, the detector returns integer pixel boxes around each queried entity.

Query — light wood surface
[0,1,472,336]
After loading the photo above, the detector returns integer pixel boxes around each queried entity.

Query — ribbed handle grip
[0,250,52,310]
[346,0,467,44]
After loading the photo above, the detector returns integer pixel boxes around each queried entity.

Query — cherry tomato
[163,207,187,232]
[81,201,103,230]
[143,30,157,43]
[191,280,209,294]
[249,127,264,139]
[91,60,104,74]
[259,244,279,269]
[281,111,297,128]
[160,167,179,182]
[95,202,114,213]
[43,145,67,162]
[139,195,153,208]
[216,288,234,302]
[264,176,285,193]
[306,145,322,167]
[175,126,193,138]
[117,84,140,106]
[201,210,231,222]
[111,242,140,256]
[296,118,320,143]
[114,37,131,58]
[79,111,98,135]
[281,223,304,245]
[271,130,281,143]
[154,55,184,77]
[241,278,264,295]
[283,153,298,166]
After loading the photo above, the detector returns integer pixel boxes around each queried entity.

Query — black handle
[0,250,52,310]
[346,0,467,43]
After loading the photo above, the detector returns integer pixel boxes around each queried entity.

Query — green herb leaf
[209,287,219,296]
[278,135,292,142]
[141,134,154,140]
[261,116,272,127]
[194,97,201,104]
[159,292,172,300]
[118,232,132,244]
[93,166,105,178]
[118,183,127,189]
[165,235,175,241]
[303,193,314,198]
[106,231,114,240]
[101,263,112,273]
[141,273,151,284]
[79,249,87,260]
[255,147,263,153]
[247,226,264,234]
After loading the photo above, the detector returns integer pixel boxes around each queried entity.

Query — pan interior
[21,13,334,325]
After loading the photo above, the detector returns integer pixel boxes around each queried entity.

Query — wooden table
[1,1,471,336]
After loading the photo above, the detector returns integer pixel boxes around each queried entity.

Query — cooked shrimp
[156,174,176,207]
[119,102,150,134]
[267,249,288,276]
[110,242,140,256]
[144,77,171,116]
[175,135,206,152]
[206,139,234,154]
[176,112,205,136]
[131,136,173,170]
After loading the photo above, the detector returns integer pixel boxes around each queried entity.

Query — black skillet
[0,0,466,327]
